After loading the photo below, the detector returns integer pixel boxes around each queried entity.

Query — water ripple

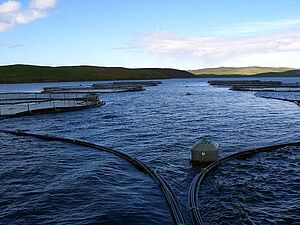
[1,77,300,224]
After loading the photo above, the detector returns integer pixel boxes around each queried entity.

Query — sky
[1,0,300,69]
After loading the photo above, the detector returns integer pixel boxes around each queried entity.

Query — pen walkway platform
[0,92,104,117]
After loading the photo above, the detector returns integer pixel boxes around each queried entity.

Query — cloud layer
[0,0,56,32]
[134,28,300,68]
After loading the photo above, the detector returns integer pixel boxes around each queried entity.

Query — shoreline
[1,75,300,85]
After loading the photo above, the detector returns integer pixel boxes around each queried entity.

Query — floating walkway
[208,80,300,106]
[208,80,282,87]
[188,141,300,225]
[208,80,300,92]
[0,92,104,117]
[43,81,161,93]
[230,85,300,92]
[0,81,161,117]
[0,129,185,225]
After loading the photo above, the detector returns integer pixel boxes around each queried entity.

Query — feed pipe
[0,129,186,225]
[188,141,300,225]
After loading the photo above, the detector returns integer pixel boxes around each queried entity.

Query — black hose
[188,141,300,225]
[0,129,186,225]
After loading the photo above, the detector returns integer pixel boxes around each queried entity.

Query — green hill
[254,69,300,77]
[189,66,295,76]
[0,64,196,84]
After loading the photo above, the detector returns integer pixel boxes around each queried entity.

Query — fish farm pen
[229,85,300,92]
[0,92,104,117]
[1,78,300,225]
[42,81,161,93]
[208,80,300,106]
[208,80,300,92]
[207,80,283,87]
[0,81,162,117]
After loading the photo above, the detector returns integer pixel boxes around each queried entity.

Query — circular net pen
[0,92,104,117]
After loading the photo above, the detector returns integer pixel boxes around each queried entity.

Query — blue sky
[1,0,300,69]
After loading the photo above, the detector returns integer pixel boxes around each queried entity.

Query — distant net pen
[0,92,104,117]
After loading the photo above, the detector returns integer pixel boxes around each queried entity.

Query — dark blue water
[256,91,300,101]
[200,146,300,225]
[1,78,300,224]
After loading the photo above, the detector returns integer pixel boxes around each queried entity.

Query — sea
[1,77,299,225]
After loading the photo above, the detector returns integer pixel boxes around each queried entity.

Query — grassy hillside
[189,66,294,75]
[254,69,300,77]
[0,64,196,84]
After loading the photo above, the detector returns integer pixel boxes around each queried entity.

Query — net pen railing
[0,92,92,101]
[0,93,101,116]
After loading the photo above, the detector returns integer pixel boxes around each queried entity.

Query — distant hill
[0,64,196,84]
[254,69,300,77]
[189,66,295,76]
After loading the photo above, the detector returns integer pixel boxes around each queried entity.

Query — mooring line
[188,141,300,225]
[0,129,186,225]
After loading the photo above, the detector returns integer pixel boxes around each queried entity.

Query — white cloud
[14,9,46,24]
[0,0,21,13]
[0,0,56,32]
[134,29,300,69]
[30,0,56,10]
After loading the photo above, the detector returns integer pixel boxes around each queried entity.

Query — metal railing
[0,92,102,116]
